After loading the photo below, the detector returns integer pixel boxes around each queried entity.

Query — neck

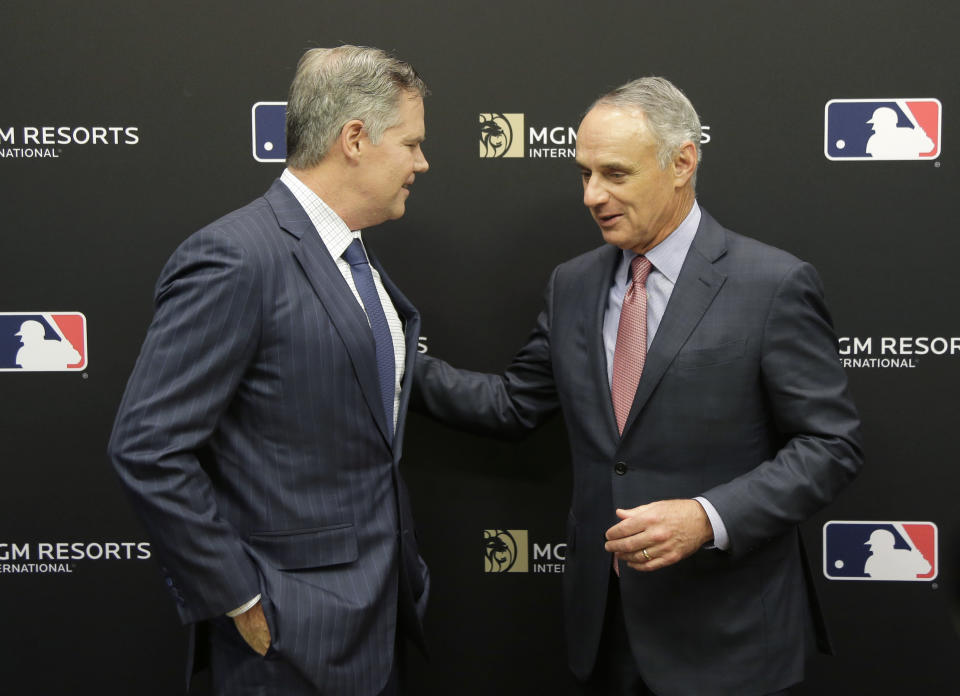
[288,164,365,230]
[636,188,695,255]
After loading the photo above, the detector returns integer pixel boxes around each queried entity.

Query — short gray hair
[592,76,701,186]
[286,45,427,169]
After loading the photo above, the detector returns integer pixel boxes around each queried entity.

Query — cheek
[392,154,410,176]
[617,190,642,217]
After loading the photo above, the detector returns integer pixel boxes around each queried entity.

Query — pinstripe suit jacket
[109,180,428,695]
[414,209,862,695]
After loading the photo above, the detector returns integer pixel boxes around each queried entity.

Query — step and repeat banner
[1,1,956,693]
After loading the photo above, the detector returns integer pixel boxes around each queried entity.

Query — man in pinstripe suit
[109,45,430,695]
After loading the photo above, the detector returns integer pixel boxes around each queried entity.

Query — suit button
[614,462,627,475]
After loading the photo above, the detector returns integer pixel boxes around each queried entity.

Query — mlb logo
[0,313,87,371]
[823,521,937,581]
[252,102,287,162]
[824,99,941,160]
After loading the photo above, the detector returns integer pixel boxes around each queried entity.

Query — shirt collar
[619,201,701,284]
[280,168,360,259]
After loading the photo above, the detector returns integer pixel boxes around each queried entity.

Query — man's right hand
[232,600,271,656]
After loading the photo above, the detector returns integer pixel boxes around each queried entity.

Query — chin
[601,228,644,252]
[600,229,627,247]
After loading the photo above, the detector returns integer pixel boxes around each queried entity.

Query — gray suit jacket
[413,209,861,696]
[109,180,428,695]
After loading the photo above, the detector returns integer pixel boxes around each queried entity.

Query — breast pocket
[676,338,746,369]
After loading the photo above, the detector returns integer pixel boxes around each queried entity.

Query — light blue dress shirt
[601,201,730,550]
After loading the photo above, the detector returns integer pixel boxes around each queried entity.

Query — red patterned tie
[611,256,652,436]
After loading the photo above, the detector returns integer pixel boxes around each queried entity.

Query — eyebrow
[576,160,630,172]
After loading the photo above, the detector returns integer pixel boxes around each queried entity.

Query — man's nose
[583,176,607,207]
[414,147,429,173]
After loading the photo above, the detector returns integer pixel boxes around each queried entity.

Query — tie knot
[630,255,652,287]
[342,238,368,267]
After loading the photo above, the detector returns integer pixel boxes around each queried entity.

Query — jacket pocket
[248,523,358,570]
[677,338,746,369]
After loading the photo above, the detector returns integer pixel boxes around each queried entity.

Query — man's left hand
[604,499,713,572]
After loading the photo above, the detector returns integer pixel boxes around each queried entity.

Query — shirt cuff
[694,496,730,551]
[226,594,261,617]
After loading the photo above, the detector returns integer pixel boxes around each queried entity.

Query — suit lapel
[620,210,728,435]
[584,245,623,442]
[265,181,393,447]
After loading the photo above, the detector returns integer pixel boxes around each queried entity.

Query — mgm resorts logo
[479,113,576,159]
[839,336,960,369]
[0,126,140,160]
[0,541,152,575]
[480,112,711,159]
[479,113,526,158]
[483,529,566,574]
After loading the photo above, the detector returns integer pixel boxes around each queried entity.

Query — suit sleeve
[108,228,263,623]
[412,268,561,438]
[701,261,863,557]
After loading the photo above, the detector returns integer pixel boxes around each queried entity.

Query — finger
[626,553,673,572]
[635,543,687,570]
[605,517,632,539]
[605,537,630,553]
[605,514,645,541]
[238,627,268,655]
[606,532,645,554]
[620,541,661,565]
[627,560,660,572]
[252,628,271,655]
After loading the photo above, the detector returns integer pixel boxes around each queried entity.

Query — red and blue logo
[823,521,937,581]
[0,312,87,371]
[252,102,287,163]
[824,99,941,161]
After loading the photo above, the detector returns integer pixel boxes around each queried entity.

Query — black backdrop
[1,1,957,693]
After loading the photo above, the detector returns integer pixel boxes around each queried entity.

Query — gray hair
[285,45,427,169]
[592,76,701,186]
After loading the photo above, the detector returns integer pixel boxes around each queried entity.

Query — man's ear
[339,119,365,162]
[672,140,698,187]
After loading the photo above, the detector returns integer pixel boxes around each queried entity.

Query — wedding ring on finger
[640,548,651,562]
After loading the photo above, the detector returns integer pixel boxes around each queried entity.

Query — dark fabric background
[0,1,956,693]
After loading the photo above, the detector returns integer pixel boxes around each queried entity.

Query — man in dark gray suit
[414,77,862,695]
[109,45,429,695]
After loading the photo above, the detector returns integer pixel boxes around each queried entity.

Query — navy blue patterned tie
[343,238,395,442]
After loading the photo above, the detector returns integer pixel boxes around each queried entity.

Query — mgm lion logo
[483,529,529,572]
[479,113,524,158]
